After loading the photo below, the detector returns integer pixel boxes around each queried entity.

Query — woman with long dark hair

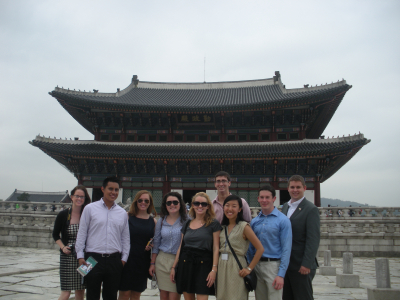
[171,192,222,300]
[216,195,263,300]
[119,190,157,300]
[53,185,91,300]
[149,192,187,300]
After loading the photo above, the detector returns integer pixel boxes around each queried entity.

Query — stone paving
[0,247,399,299]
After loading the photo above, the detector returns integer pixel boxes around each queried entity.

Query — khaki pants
[254,260,282,300]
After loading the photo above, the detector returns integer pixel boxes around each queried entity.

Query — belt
[86,252,120,258]
[260,257,280,262]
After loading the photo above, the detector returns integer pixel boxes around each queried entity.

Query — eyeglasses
[192,201,208,207]
[137,199,150,204]
[216,180,229,184]
[73,195,85,199]
[166,200,179,206]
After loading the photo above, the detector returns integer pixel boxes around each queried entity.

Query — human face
[223,200,242,222]
[258,190,276,214]
[137,193,151,211]
[71,189,85,207]
[101,181,119,204]
[288,181,306,202]
[192,196,209,216]
[165,196,180,215]
[215,176,231,194]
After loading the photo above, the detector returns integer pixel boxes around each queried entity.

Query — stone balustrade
[0,201,71,215]
[1,203,400,255]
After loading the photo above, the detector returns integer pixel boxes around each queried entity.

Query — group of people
[53,172,320,300]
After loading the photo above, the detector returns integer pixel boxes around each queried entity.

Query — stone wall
[0,202,70,249]
[1,202,400,256]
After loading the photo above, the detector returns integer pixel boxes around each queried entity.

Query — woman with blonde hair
[119,190,157,300]
[170,192,222,300]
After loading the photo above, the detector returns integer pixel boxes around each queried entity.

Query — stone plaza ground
[0,247,399,299]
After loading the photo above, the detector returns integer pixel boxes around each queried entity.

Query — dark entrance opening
[92,188,103,202]
[182,189,206,205]
[280,190,290,205]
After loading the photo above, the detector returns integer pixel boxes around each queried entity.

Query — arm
[241,198,252,223]
[277,217,292,278]
[246,220,256,263]
[239,225,264,278]
[145,218,157,251]
[149,253,158,276]
[170,233,183,283]
[75,206,90,261]
[120,212,131,265]
[301,206,320,270]
[206,230,220,287]
[53,211,71,254]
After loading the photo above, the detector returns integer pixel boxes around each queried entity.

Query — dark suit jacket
[282,198,320,270]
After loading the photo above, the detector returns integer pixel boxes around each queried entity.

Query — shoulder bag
[224,226,257,292]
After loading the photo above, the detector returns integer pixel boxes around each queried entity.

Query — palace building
[30,72,370,210]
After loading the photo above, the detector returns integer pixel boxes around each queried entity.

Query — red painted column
[314,181,321,207]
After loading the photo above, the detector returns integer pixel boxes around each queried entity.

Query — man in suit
[282,175,320,300]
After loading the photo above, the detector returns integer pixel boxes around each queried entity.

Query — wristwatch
[246,267,252,272]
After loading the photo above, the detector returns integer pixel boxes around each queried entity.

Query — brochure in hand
[77,256,98,277]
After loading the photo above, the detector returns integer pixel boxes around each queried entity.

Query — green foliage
[17,192,31,202]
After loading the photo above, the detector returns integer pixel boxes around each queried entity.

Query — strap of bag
[181,220,190,249]
[225,226,243,270]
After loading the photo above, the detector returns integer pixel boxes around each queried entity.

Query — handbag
[224,226,257,292]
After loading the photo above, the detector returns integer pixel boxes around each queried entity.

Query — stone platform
[0,247,399,299]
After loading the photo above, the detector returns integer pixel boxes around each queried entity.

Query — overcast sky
[0,0,399,206]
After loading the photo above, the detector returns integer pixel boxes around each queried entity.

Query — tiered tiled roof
[50,74,351,113]
[30,134,369,160]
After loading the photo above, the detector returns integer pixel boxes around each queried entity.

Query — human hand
[206,270,216,287]
[299,266,311,275]
[145,244,153,251]
[239,268,251,278]
[78,258,87,267]
[121,260,126,267]
[62,246,71,255]
[170,268,176,283]
[272,276,284,290]
[149,265,155,276]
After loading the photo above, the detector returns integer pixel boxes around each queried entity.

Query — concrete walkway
[0,247,399,299]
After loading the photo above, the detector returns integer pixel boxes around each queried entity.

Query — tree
[17,192,30,202]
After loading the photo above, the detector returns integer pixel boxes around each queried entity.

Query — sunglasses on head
[192,201,208,207]
[166,200,179,206]
[137,199,150,204]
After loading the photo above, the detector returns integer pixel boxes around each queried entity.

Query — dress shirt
[287,197,305,218]
[212,195,252,223]
[75,199,130,262]
[247,207,292,278]
[152,216,183,255]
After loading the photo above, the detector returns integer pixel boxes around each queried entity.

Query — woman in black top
[171,192,222,300]
[52,185,91,300]
[119,190,157,300]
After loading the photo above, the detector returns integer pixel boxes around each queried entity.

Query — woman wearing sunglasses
[171,192,222,300]
[119,190,157,300]
[149,192,188,300]
[216,195,263,300]
[53,185,91,300]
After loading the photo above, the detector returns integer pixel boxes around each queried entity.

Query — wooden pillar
[163,181,170,195]
[314,181,321,207]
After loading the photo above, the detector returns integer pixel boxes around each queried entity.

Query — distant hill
[321,197,371,207]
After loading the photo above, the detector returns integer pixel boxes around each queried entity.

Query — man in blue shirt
[248,185,292,300]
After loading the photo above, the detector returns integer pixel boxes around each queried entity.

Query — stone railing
[0,201,71,215]
[250,206,400,257]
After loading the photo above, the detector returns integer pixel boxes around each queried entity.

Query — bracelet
[62,246,65,250]
[211,269,216,273]
[150,262,155,265]
[213,265,217,267]
[171,267,175,269]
